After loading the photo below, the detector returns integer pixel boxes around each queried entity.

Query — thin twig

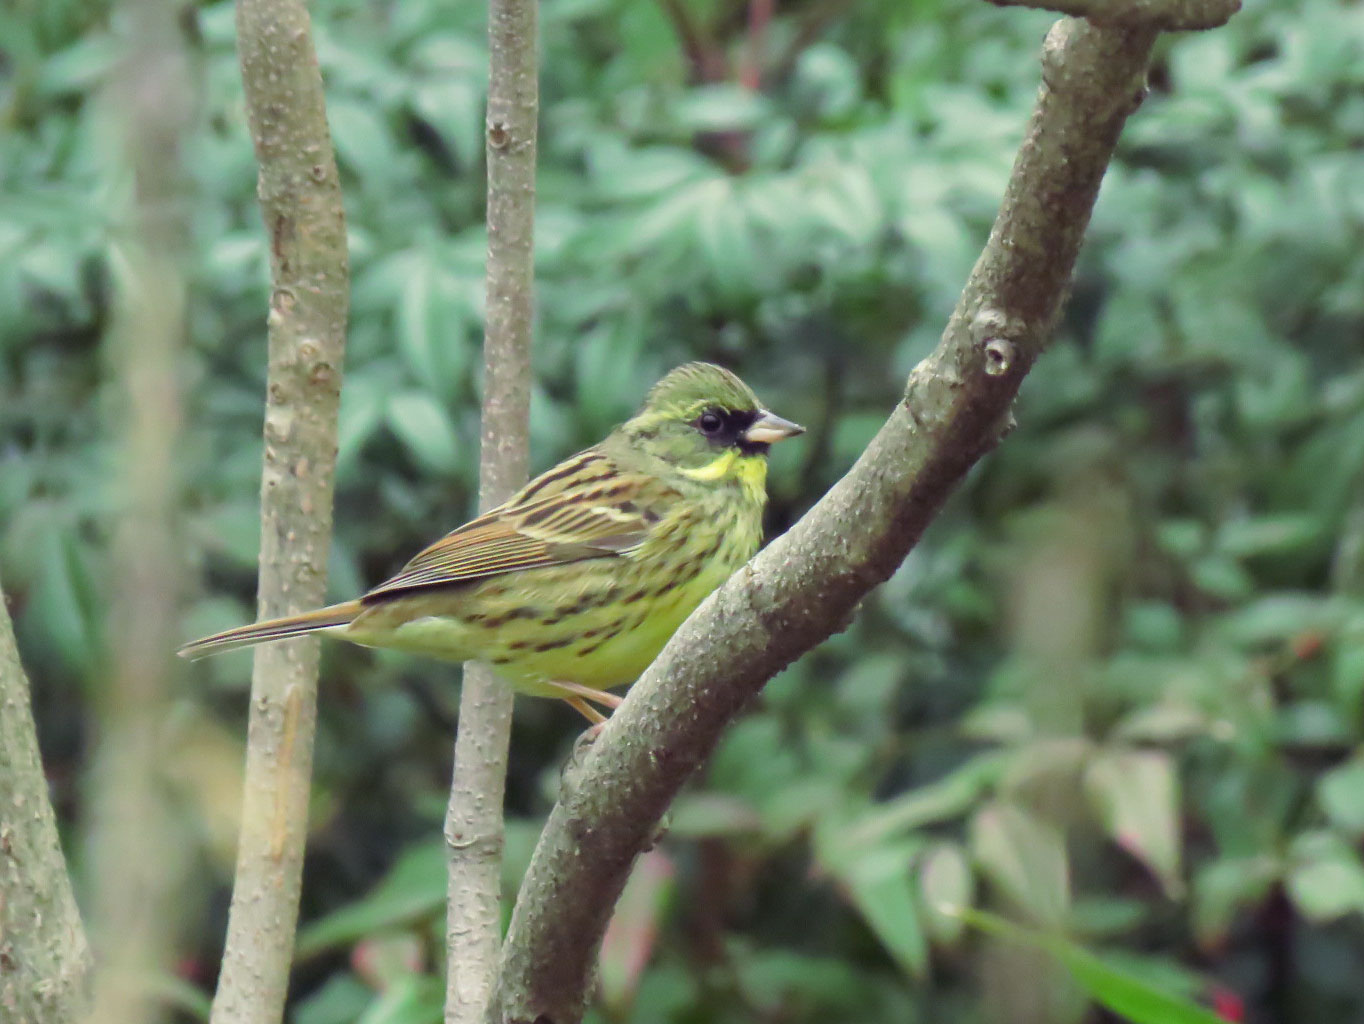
[209,0,348,1019]
[442,0,537,1021]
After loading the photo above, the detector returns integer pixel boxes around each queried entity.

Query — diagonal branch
[985,0,1239,31]
[442,0,537,1020]
[489,7,1235,1023]
[210,0,348,1020]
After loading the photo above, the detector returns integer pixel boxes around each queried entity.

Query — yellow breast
[344,489,764,697]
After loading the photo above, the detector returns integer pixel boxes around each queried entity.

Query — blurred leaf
[695,183,758,305]
[1086,748,1183,897]
[337,372,390,479]
[1191,856,1277,949]
[600,849,676,1017]
[826,839,929,980]
[25,521,99,676]
[295,973,374,1024]
[971,801,1069,926]
[1287,831,1364,922]
[411,77,484,170]
[676,85,770,133]
[960,909,1228,1024]
[385,391,464,474]
[919,840,975,945]
[1219,593,1340,647]
[1215,514,1326,560]
[296,841,445,959]
[1332,620,1364,718]
[35,33,117,96]
[329,100,401,187]
[396,254,473,402]
[141,971,213,1022]
[1115,702,1208,743]
[356,973,442,1024]
[193,502,261,569]
[351,933,425,992]
[1093,289,1165,369]
[666,793,763,838]
[846,752,1003,846]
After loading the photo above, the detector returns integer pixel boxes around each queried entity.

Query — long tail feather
[177,600,363,660]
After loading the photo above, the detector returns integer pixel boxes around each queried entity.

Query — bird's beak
[744,410,805,445]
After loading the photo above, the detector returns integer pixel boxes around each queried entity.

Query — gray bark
[209,0,348,1020]
[443,0,538,1020]
[0,582,92,1024]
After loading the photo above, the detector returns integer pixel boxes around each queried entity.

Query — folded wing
[362,449,676,601]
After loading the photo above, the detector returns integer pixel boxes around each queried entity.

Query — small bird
[179,362,804,722]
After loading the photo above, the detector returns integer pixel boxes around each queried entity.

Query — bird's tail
[177,600,363,660]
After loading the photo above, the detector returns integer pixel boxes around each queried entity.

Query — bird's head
[615,362,804,489]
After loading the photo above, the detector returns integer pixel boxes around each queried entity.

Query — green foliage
[6,0,1364,1020]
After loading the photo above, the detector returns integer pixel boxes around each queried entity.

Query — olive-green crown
[640,362,761,421]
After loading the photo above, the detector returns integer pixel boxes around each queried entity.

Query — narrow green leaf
[960,909,1226,1024]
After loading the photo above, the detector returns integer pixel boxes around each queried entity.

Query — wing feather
[362,448,675,601]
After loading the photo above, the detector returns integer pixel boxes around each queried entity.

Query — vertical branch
[443,0,537,1020]
[0,581,92,1022]
[210,0,348,1019]
[86,0,192,1018]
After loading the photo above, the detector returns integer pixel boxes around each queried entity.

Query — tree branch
[88,0,193,1016]
[489,9,1234,1023]
[0,581,92,1022]
[209,0,348,1019]
[443,0,537,1020]
[985,0,1238,31]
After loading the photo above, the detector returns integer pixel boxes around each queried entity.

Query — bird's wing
[362,449,677,601]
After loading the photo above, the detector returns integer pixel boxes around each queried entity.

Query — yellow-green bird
[179,362,803,722]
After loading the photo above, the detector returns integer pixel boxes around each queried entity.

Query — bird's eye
[697,409,725,435]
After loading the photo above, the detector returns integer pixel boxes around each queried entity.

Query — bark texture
[210,0,348,1020]
[488,7,1236,1024]
[0,584,92,1023]
[986,0,1239,30]
[443,0,538,1020]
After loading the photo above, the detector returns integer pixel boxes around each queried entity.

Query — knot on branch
[443,824,505,858]
[971,308,1025,380]
[993,0,1239,33]
[983,339,1015,377]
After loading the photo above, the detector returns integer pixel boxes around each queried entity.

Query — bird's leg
[563,695,605,725]
[550,682,623,796]
[547,680,624,717]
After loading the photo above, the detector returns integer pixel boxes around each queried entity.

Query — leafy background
[4,0,1364,1020]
